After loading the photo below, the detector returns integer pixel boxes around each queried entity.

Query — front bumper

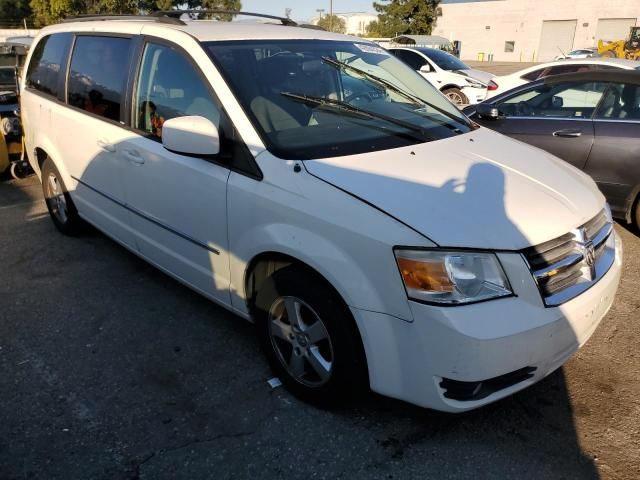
[352,232,622,412]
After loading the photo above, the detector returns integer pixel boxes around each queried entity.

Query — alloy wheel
[268,296,334,387]
[47,172,68,224]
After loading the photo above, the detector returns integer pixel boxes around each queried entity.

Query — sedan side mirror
[162,116,220,157]
[475,103,502,120]
[419,64,432,73]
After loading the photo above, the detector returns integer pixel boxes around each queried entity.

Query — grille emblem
[580,227,597,280]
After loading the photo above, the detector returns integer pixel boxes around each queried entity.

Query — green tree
[184,0,241,21]
[0,0,32,26]
[29,0,241,25]
[317,14,346,34]
[370,0,441,37]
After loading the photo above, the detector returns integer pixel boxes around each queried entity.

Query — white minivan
[21,13,622,412]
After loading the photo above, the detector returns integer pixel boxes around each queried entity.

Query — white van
[20,13,622,412]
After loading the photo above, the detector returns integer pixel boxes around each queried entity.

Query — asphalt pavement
[1,170,639,480]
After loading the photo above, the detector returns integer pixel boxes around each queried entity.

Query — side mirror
[551,95,563,108]
[162,116,220,157]
[419,64,432,73]
[475,103,501,120]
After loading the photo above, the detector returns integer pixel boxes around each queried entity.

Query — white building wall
[434,0,640,61]
[0,29,39,43]
[310,12,378,36]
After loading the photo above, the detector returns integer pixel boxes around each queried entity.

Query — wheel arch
[440,84,462,92]
[245,250,370,384]
[625,184,640,225]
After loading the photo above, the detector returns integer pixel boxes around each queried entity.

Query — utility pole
[316,8,325,19]
[329,0,333,32]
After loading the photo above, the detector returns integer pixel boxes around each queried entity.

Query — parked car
[388,47,490,105]
[464,70,640,229]
[486,58,640,99]
[554,48,598,61]
[22,14,621,412]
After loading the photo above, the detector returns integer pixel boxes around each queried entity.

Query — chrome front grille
[523,209,615,306]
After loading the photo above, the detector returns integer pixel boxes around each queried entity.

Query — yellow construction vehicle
[598,26,640,60]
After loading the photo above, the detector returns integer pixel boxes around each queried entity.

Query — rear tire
[443,87,468,105]
[41,157,83,235]
[254,265,368,407]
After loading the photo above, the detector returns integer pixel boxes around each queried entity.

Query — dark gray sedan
[464,70,640,229]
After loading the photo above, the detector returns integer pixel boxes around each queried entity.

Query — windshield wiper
[321,56,468,127]
[280,91,434,140]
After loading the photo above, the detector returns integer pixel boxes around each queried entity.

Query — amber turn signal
[396,257,455,293]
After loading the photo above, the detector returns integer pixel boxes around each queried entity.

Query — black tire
[634,197,640,232]
[254,265,368,407]
[442,87,468,105]
[41,157,83,235]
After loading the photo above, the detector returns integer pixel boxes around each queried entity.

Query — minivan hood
[304,128,603,250]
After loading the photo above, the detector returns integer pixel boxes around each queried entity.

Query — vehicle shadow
[0,148,605,479]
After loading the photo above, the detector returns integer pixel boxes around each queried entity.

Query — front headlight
[394,249,512,305]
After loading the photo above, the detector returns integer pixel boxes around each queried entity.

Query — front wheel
[254,265,368,406]
[442,87,468,105]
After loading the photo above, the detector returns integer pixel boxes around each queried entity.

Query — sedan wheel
[443,87,468,105]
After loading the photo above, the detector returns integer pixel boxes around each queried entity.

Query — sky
[240,1,377,22]
[240,0,470,22]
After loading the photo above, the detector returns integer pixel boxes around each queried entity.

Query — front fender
[227,156,433,321]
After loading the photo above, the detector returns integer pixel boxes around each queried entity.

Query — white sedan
[554,48,598,60]
[389,46,490,105]
[486,58,640,99]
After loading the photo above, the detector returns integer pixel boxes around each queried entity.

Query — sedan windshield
[206,40,472,159]
[418,48,469,71]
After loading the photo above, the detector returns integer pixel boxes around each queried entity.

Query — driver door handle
[553,129,582,138]
[124,149,145,165]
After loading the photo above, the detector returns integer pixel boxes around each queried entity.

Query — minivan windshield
[206,40,472,159]
[417,48,469,72]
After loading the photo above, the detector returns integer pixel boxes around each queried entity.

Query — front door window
[133,42,220,139]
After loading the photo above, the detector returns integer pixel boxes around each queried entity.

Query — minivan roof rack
[153,10,298,27]
[63,14,187,25]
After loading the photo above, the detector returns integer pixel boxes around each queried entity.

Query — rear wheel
[442,87,468,105]
[41,157,83,235]
[254,265,367,406]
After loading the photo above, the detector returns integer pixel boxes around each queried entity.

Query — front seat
[618,85,640,119]
[598,85,622,118]
[250,54,316,133]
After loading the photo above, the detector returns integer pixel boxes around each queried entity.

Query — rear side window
[25,33,72,97]
[67,35,132,122]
